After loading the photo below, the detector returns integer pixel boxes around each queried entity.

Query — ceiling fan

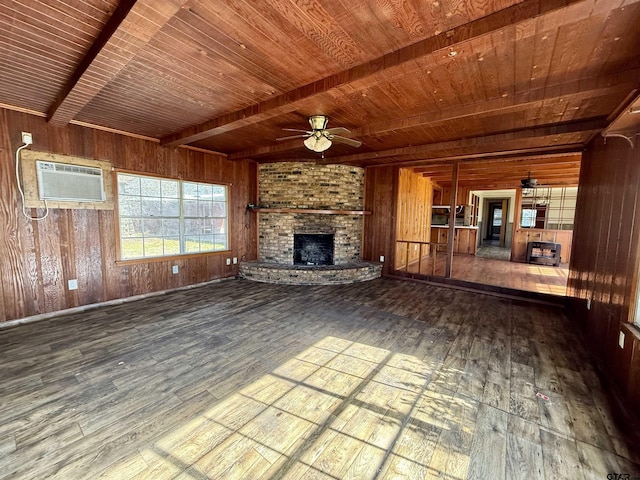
[277,115,362,153]
[520,172,538,189]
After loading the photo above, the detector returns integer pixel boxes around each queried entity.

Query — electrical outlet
[232,257,238,264]
[586,298,591,310]
[68,279,78,290]
[21,131,33,145]
[172,265,179,274]
[226,258,231,266]
[379,255,385,262]
[619,331,626,349]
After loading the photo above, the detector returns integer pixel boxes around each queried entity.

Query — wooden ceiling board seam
[592,3,640,79]
[21,0,111,35]
[137,38,273,107]
[513,20,537,99]
[98,55,257,113]
[333,0,400,55]
[372,0,426,42]
[547,17,599,84]
[0,15,92,64]
[167,8,318,92]
[460,42,490,104]
[0,53,73,85]
[222,0,374,75]
[476,43,502,100]
[526,20,559,93]
[0,4,103,46]
[261,0,367,68]
[0,37,88,75]
[496,25,518,98]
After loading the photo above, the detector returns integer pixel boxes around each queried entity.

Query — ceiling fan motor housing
[309,115,329,130]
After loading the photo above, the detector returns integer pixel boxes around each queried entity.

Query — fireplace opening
[294,234,334,266]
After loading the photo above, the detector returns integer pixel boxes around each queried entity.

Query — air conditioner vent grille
[36,161,105,202]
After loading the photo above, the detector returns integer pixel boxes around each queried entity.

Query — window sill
[115,249,232,266]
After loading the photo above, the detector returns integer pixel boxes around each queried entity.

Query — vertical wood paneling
[0,108,257,323]
[568,135,640,413]
[395,169,432,242]
[362,166,397,275]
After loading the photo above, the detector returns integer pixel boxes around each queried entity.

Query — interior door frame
[484,198,510,247]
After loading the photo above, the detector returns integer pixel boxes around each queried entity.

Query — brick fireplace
[240,162,381,284]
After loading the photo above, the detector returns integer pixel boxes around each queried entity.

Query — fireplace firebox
[293,234,334,266]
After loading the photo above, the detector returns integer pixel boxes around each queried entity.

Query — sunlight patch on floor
[97,336,473,480]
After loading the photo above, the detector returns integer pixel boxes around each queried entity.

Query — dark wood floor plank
[1,278,639,480]
[540,429,586,480]
[467,403,507,480]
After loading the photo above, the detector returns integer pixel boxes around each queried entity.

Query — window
[521,208,537,228]
[520,186,577,230]
[117,173,228,260]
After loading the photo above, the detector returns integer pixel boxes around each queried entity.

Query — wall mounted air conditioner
[36,161,105,202]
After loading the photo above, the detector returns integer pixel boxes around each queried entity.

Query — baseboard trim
[0,276,237,330]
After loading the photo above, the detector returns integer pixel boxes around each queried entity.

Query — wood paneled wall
[568,135,640,417]
[362,166,397,276]
[395,169,432,269]
[396,169,432,242]
[0,109,257,323]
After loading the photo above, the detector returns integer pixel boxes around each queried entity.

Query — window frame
[114,169,231,264]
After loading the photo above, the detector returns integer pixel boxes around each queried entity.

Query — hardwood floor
[0,278,637,479]
[404,255,569,296]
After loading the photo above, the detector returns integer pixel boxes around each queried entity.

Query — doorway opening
[483,199,509,247]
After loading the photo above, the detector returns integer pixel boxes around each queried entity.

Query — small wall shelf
[248,207,372,215]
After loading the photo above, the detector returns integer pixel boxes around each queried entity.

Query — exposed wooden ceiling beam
[416,163,578,176]
[427,170,581,182]
[48,0,189,126]
[412,153,581,171]
[361,145,584,168]
[161,0,584,148]
[415,158,580,175]
[324,118,603,164]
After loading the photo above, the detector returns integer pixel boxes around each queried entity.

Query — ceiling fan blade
[276,134,309,141]
[282,128,312,134]
[330,135,362,148]
[324,127,351,135]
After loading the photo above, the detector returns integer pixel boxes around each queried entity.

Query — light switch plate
[68,279,78,290]
[619,331,625,349]
[233,257,238,264]
[172,265,179,274]
[379,256,385,262]
[226,258,231,265]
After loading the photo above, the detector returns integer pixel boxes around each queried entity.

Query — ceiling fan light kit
[304,134,332,153]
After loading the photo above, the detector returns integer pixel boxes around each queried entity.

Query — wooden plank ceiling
[1,0,640,187]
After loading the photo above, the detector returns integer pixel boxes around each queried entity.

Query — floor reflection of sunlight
[99,336,472,480]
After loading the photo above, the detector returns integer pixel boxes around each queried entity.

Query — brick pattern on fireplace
[259,162,364,209]
[258,163,364,265]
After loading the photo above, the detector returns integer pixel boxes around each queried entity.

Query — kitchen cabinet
[431,226,477,255]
